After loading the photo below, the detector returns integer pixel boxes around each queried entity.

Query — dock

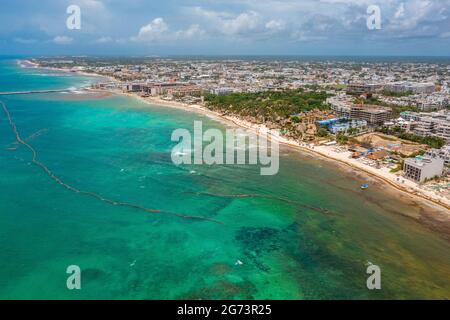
[0,89,74,96]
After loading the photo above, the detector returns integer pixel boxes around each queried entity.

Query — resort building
[403,156,445,183]
[329,102,352,119]
[385,118,417,132]
[210,88,234,95]
[328,120,367,134]
[385,82,436,94]
[416,95,449,111]
[350,105,392,126]
[426,145,450,167]
[124,82,196,96]
[124,83,144,92]
[327,93,353,119]
[436,121,450,142]
[414,116,436,137]
[346,83,383,95]
[400,111,422,122]
[399,110,450,142]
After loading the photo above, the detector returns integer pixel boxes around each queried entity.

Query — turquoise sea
[0,59,449,299]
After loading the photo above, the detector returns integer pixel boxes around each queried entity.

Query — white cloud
[220,0,450,41]
[394,2,405,19]
[15,0,449,48]
[192,7,263,36]
[133,18,169,42]
[385,0,450,37]
[95,36,113,43]
[53,35,73,45]
[78,0,105,11]
[291,30,327,42]
[175,24,206,40]
[115,38,128,44]
[133,20,206,42]
[221,11,261,35]
[265,20,286,33]
[14,38,38,44]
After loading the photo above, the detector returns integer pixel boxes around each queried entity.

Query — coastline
[21,60,450,213]
[121,92,450,213]
[19,59,116,83]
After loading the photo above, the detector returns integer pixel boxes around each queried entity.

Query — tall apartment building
[330,105,351,119]
[327,94,353,119]
[426,145,450,167]
[414,116,436,137]
[401,111,450,142]
[436,121,450,141]
[350,105,392,126]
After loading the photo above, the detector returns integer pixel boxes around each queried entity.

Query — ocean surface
[0,59,449,299]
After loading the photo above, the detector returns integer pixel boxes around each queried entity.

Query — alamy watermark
[66,265,81,290]
[366,263,381,290]
[171,121,279,176]
[66,5,81,30]
[367,5,382,30]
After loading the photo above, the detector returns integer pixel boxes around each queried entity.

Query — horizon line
[2,54,450,59]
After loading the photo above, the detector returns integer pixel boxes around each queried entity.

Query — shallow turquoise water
[0,60,449,299]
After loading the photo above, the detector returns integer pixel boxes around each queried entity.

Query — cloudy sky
[0,0,449,56]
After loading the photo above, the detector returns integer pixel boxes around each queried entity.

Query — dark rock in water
[235,227,282,272]
[209,262,232,275]
[180,280,257,300]
[235,227,281,253]
[82,268,106,281]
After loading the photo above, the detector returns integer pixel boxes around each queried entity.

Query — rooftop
[404,156,443,167]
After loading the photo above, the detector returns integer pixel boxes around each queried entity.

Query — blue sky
[1,0,449,56]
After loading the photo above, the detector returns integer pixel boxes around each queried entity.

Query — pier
[0,89,74,96]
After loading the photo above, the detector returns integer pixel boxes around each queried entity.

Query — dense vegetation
[336,133,349,145]
[317,128,329,137]
[204,89,330,122]
[390,105,420,117]
[381,90,414,97]
[379,127,446,149]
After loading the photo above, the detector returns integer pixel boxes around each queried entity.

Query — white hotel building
[403,157,445,183]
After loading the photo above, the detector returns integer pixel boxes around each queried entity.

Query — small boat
[361,184,369,190]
